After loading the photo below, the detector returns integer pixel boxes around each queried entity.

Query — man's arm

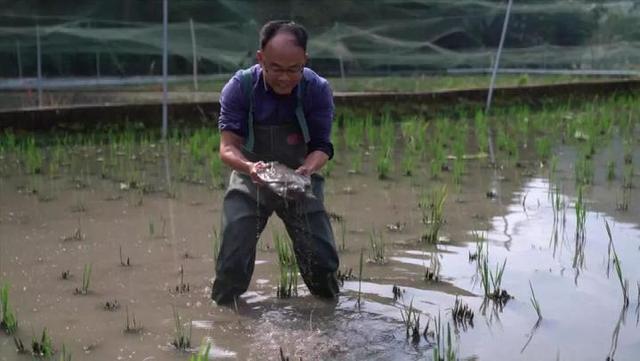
[298,76,334,175]
[219,130,266,183]
[295,150,329,176]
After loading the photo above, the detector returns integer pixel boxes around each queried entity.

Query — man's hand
[249,161,268,184]
[295,150,329,177]
[295,165,312,177]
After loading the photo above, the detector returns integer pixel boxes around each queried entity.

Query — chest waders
[211,69,340,305]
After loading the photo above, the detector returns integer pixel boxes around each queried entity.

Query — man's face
[257,33,307,95]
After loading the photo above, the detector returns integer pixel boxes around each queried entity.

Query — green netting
[0,0,639,78]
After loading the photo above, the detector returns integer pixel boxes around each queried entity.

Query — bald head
[259,20,308,51]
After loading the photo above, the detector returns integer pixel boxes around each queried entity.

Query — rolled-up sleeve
[218,74,248,137]
[305,79,335,159]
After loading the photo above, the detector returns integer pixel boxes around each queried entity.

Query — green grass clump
[1,283,18,334]
[274,233,298,298]
[419,185,448,243]
[31,328,54,358]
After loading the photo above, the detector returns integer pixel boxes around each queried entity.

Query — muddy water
[1,134,640,361]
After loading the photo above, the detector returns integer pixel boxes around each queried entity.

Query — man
[211,20,340,305]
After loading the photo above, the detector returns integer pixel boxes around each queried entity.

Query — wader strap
[296,79,311,144]
[241,68,311,151]
[240,69,255,151]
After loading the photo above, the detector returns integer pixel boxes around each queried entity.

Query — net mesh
[1,0,639,79]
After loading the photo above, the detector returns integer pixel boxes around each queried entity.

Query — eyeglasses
[262,63,304,77]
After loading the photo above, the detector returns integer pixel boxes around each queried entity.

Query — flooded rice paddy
[1,94,640,360]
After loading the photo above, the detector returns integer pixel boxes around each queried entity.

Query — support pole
[485,0,514,165]
[190,18,198,91]
[36,24,43,108]
[162,0,169,140]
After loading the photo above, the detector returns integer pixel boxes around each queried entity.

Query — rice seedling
[211,225,220,267]
[399,298,421,344]
[1,283,18,334]
[425,254,441,282]
[367,228,386,264]
[365,114,377,147]
[605,220,630,308]
[119,245,130,267]
[344,117,364,152]
[61,217,84,242]
[171,306,191,351]
[451,296,474,331]
[59,343,72,361]
[339,220,347,252]
[356,248,364,309]
[607,160,616,181]
[337,268,354,287]
[479,257,512,306]
[60,270,70,280]
[432,312,456,361]
[474,110,489,154]
[529,280,543,320]
[392,285,404,302]
[275,233,298,298]
[74,263,92,295]
[535,137,552,162]
[575,155,594,186]
[24,136,43,174]
[189,339,212,361]
[617,187,630,211]
[622,164,633,189]
[376,146,392,180]
[574,185,587,240]
[104,299,120,311]
[123,305,143,334]
[401,147,417,177]
[31,327,54,358]
[349,150,363,174]
[419,185,448,243]
[14,336,26,353]
[174,265,190,294]
[323,158,335,177]
[210,154,224,189]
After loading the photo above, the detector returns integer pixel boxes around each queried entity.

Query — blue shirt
[218,64,334,158]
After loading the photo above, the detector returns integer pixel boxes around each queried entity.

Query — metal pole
[162,0,168,140]
[96,52,101,78]
[486,0,513,114]
[485,0,514,165]
[36,24,43,108]
[189,18,198,91]
[16,40,23,79]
